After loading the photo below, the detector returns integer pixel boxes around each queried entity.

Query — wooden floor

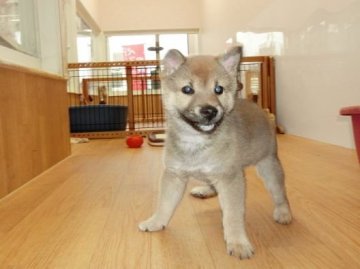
[0,135,359,269]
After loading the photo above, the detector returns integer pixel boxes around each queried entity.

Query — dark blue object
[69,105,128,132]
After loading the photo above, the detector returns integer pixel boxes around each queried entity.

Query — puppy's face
[162,47,241,134]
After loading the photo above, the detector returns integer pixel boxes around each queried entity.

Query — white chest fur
[165,131,235,178]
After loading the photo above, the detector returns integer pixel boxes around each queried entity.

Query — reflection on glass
[0,0,38,56]
[236,32,284,56]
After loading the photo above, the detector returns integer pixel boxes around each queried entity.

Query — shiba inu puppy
[138,47,292,259]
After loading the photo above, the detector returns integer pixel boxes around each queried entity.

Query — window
[107,31,198,61]
[159,33,188,59]
[77,15,92,62]
[0,0,39,57]
[108,34,157,61]
[102,31,198,96]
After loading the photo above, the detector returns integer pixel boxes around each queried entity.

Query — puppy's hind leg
[256,155,292,224]
[190,184,217,199]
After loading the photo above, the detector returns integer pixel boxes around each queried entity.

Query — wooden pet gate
[67,56,277,138]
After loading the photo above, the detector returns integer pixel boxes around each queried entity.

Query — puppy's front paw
[138,217,166,232]
[226,241,255,259]
[274,203,292,224]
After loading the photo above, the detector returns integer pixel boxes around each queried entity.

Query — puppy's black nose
[200,105,218,120]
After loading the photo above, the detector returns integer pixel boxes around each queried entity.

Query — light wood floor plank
[0,135,359,268]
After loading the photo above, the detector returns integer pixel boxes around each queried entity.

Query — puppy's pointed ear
[218,46,242,73]
[162,49,186,76]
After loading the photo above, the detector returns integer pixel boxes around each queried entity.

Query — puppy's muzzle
[179,104,223,134]
[200,105,218,121]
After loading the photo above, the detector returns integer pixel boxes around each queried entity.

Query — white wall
[201,0,360,149]
[96,0,201,32]
[76,0,360,149]
[78,0,100,24]
[65,0,105,63]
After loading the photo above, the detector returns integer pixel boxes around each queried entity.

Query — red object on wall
[122,44,147,91]
[126,135,144,148]
[340,106,360,163]
[122,44,145,61]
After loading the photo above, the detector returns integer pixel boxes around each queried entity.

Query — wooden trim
[68,60,159,69]
[0,61,65,81]
[70,129,165,139]
[261,57,269,111]
[68,56,268,69]
[241,56,268,63]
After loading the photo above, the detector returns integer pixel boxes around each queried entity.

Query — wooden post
[260,56,270,112]
[126,66,135,131]
[269,57,276,116]
[82,79,89,104]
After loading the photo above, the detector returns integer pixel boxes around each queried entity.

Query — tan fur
[139,47,292,259]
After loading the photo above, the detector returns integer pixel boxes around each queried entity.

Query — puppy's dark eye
[181,86,195,95]
[214,85,224,95]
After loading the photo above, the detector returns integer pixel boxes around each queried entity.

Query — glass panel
[0,0,39,56]
[236,32,284,56]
